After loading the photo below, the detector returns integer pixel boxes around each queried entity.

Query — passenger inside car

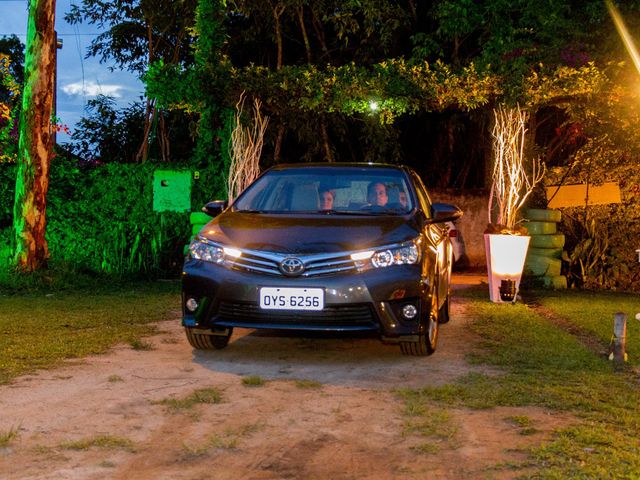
[367,182,388,206]
[319,188,335,210]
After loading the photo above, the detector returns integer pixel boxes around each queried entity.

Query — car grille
[216,302,377,328]
[224,248,359,277]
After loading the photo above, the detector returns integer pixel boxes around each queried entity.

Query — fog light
[402,304,417,319]
[185,298,199,312]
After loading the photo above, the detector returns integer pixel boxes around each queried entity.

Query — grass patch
[180,423,263,459]
[0,426,19,447]
[129,338,155,351]
[157,387,223,411]
[410,442,441,454]
[0,281,179,384]
[294,379,323,389]
[242,375,266,387]
[535,290,640,365]
[60,435,135,452]
[504,415,532,428]
[403,407,458,441]
[108,375,124,383]
[397,286,640,477]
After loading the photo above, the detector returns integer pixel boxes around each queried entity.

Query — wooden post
[613,312,627,365]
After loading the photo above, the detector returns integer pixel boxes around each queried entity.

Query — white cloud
[62,81,124,98]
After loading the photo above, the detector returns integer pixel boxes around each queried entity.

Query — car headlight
[189,239,225,263]
[351,240,420,269]
[371,242,419,267]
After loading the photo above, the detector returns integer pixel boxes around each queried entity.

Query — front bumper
[181,259,430,337]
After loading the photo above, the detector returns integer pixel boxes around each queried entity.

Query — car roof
[268,162,410,172]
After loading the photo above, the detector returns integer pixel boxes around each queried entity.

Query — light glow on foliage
[606,0,640,77]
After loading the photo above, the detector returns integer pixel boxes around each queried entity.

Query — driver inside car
[367,182,388,206]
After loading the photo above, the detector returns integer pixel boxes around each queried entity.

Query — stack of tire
[523,208,567,289]
[183,211,211,255]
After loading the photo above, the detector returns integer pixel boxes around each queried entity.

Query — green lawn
[399,286,640,478]
[0,281,180,384]
[536,290,640,366]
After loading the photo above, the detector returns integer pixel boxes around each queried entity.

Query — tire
[528,247,563,259]
[524,208,562,223]
[543,275,568,289]
[400,289,438,356]
[524,255,562,277]
[530,234,565,249]
[184,327,232,350]
[524,221,557,235]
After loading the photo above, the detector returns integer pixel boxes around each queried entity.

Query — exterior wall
[431,189,488,269]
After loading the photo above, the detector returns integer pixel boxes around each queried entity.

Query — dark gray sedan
[182,163,461,356]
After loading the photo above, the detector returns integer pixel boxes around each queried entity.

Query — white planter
[484,233,531,303]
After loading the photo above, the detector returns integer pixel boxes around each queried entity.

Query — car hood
[198,212,421,254]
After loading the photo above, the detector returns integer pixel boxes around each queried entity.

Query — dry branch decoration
[227,93,269,203]
[487,105,545,233]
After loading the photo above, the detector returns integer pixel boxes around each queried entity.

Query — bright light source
[402,304,418,319]
[185,298,199,312]
[488,234,530,277]
[369,100,379,111]
[351,251,374,261]
[606,0,640,76]
[223,247,242,258]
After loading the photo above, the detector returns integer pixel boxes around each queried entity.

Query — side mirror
[202,200,228,217]
[430,202,463,223]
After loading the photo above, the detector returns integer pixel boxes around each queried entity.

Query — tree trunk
[136,23,155,162]
[274,124,285,163]
[136,98,157,162]
[296,6,312,63]
[320,119,333,162]
[270,2,285,69]
[12,0,56,272]
[310,8,329,59]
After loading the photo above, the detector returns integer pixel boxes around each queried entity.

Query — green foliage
[64,96,146,164]
[0,50,20,164]
[0,150,225,278]
[188,60,499,122]
[157,387,224,411]
[65,0,198,75]
[241,375,266,387]
[541,62,640,291]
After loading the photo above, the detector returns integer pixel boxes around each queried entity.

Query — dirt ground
[0,277,572,479]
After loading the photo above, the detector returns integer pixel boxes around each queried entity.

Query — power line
[1,33,105,36]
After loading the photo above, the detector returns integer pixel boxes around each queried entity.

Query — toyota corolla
[182,163,462,356]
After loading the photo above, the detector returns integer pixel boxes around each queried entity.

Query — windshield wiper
[317,209,394,216]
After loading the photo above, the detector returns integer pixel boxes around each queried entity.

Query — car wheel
[400,290,439,356]
[184,327,232,350]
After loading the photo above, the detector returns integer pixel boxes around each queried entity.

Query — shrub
[0,151,225,278]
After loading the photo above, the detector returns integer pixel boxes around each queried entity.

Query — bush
[0,152,225,279]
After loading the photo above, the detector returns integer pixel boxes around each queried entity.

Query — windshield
[233,167,414,214]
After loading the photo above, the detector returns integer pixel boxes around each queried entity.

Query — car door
[411,172,450,308]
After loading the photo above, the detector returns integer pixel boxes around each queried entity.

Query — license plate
[259,287,324,311]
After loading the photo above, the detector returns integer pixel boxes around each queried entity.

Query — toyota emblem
[279,257,305,276]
